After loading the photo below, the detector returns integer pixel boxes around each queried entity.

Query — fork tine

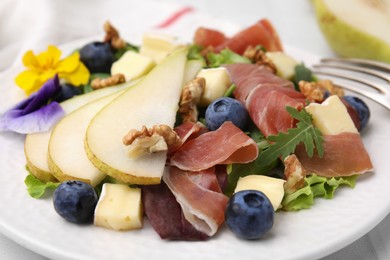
[313,63,390,83]
[331,81,390,111]
[312,69,387,94]
[321,57,390,73]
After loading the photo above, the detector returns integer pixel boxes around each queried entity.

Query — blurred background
[0,0,389,259]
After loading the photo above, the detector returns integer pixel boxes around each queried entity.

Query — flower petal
[0,102,64,134]
[0,75,64,134]
[15,70,42,95]
[37,45,62,69]
[22,51,40,70]
[59,62,90,86]
[57,52,80,73]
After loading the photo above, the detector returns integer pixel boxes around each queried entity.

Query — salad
[0,19,373,241]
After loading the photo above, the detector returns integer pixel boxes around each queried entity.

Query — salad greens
[282,174,357,211]
[257,107,324,167]
[24,173,60,199]
[293,63,317,90]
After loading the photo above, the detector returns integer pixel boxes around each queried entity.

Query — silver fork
[311,57,390,110]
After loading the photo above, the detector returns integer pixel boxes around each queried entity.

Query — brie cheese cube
[305,95,358,135]
[197,67,232,106]
[234,175,285,211]
[94,183,143,231]
[265,51,298,79]
[139,33,180,63]
[111,51,155,82]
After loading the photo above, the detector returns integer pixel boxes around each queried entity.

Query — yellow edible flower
[15,45,90,95]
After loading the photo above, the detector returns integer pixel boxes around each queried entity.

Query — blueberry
[206,97,248,131]
[343,96,370,131]
[225,190,274,240]
[53,83,83,102]
[53,181,98,224]
[79,42,114,73]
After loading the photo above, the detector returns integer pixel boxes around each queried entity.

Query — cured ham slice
[193,27,227,48]
[215,19,283,54]
[168,121,207,156]
[246,86,306,137]
[170,121,258,171]
[142,182,208,241]
[193,19,283,55]
[163,166,228,236]
[173,121,207,143]
[295,132,373,177]
[223,63,295,102]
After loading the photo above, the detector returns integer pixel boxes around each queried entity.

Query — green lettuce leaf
[207,49,251,68]
[282,174,358,211]
[24,174,60,199]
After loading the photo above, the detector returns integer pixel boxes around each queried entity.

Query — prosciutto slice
[246,86,306,136]
[224,63,294,103]
[170,121,258,171]
[295,132,373,177]
[163,166,228,236]
[224,63,306,137]
[194,19,283,55]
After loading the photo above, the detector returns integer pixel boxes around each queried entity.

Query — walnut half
[103,21,126,49]
[123,125,181,158]
[299,79,344,103]
[91,73,126,90]
[283,154,307,194]
[179,77,205,123]
[243,46,277,74]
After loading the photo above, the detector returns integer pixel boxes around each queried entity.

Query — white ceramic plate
[0,35,389,260]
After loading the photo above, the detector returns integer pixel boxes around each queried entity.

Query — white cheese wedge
[94,183,143,231]
[234,175,285,211]
[139,32,180,63]
[197,67,232,106]
[265,51,298,79]
[305,95,358,135]
[111,51,156,82]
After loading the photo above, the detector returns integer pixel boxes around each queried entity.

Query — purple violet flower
[0,75,65,134]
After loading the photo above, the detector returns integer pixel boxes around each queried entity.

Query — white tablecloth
[1,0,389,259]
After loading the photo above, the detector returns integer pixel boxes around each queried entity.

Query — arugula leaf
[207,49,251,68]
[256,107,324,168]
[24,174,60,199]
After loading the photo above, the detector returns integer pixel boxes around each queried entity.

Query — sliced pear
[85,48,188,185]
[139,32,180,63]
[183,59,204,85]
[234,175,286,211]
[314,0,390,62]
[48,87,132,187]
[111,51,156,82]
[94,183,143,231]
[265,52,298,80]
[24,82,135,182]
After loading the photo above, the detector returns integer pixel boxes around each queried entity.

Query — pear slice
[314,0,390,62]
[85,47,188,185]
[48,88,131,187]
[25,82,135,182]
